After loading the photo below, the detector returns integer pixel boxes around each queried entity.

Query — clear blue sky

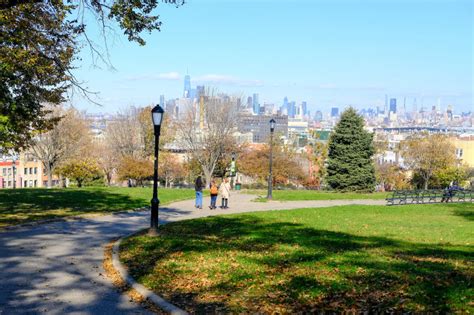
[72,0,473,114]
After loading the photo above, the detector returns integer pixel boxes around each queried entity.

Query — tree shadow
[121,215,474,313]
[449,203,474,221]
[0,188,150,227]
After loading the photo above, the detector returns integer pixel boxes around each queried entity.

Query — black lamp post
[150,104,164,236]
[267,118,276,199]
[12,158,16,189]
[230,152,236,189]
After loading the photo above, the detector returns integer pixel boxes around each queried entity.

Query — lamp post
[12,157,16,189]
[267,118,276,199]
[150,104,164,236]
[230,152,236,189]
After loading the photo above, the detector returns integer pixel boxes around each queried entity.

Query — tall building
[301,101,307,116]
[196,85,205,98]
[390,98,397,113]
[247,96,253,108]
[237,113,288,143]
[314,110,323,122]
[288,101,296,118]
[183,74,191,98]
[252,93,260,115]
[331,107,339,117]
[159,95,165,107]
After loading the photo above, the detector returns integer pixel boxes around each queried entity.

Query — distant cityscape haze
[71,0,473,114]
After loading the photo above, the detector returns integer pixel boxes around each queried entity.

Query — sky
[71,0,473,114]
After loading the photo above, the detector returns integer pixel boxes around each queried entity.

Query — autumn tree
[1,0,184,149]
[93,139,118,186]
[57,158,102,187]
[239,142,305,186]
[159,152,185,188]
[400,133,456,190]
[30,106,92,187]
[176,94,239,185]
[117,156,153,187]
[375,163,410,191]
[326,108,376,192]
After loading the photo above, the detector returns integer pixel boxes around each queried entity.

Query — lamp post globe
[150,104,164,236]
[267,119,276,199]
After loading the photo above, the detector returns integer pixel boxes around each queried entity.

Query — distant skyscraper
[247,96,253,108]
[183,74,191,98]
[301,101,307,116]
[196,85,205,98]
[331,107,339,117]
[252,93,260,115]
[389,98,397,113]
[159,95,165,107]
[288,101,296,118]
[314,110,323,122]
[384,94,388,114]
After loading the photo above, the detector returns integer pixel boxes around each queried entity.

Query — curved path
[0,193,384,314]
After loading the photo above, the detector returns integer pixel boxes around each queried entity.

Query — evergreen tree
[326,108,375,191]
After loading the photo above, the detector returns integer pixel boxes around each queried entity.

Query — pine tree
[326,108,375,191]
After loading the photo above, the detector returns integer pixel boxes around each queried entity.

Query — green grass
[120,203,474,313]
[0,187,196,228]
[247,189,390,201]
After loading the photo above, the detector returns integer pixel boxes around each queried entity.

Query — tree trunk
[165,177,168,189]
[203,169,212,188]
[77,180,82,188]
[106,173,112,186]
[423,179,429,190]
[47,164,53,188]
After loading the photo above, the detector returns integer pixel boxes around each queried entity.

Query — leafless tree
[30,105,92,187]
[175,94,239,185]
[104,108,145,159]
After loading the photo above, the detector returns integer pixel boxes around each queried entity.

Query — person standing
[209,180,218,209]
[219,178,231,209]
[194,176,204,209]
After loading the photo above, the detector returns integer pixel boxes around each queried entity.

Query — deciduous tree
[400,133,456,190]
[176,94,239,185]
[1,0,184,149]
[30,106,92,187]
[117,156,153,187]
[57,158,102,187]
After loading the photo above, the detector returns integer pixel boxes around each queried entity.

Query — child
[209,180,218,209]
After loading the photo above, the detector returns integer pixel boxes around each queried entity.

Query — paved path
[0,193,385,314]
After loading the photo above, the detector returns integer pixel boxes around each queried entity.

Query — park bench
[386,189,474,206]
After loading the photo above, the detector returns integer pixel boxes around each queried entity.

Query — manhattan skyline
[71,0,473,114]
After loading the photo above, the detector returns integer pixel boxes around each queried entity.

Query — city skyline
[71,0,473,114]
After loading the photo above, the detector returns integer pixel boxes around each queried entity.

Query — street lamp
[11,157,17,189]
[150,104,164,236]
[267,118,276,199]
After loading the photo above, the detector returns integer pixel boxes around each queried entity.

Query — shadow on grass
[121,215,473,313]
[449,202,474,221]
[0,188,149,227]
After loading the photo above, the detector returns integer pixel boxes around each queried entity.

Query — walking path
[0,193,385,314]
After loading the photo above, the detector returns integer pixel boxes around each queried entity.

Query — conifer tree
[326,108,375,191]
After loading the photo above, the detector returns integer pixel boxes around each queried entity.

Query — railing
[386,189,474,206]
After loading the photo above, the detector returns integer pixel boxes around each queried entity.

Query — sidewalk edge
[112,232,188,315]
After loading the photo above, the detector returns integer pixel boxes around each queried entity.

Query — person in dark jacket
[195,176,204,209]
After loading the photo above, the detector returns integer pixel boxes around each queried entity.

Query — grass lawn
[247,189,390,201]
[0,187,196,228]
[120,203,474,313]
